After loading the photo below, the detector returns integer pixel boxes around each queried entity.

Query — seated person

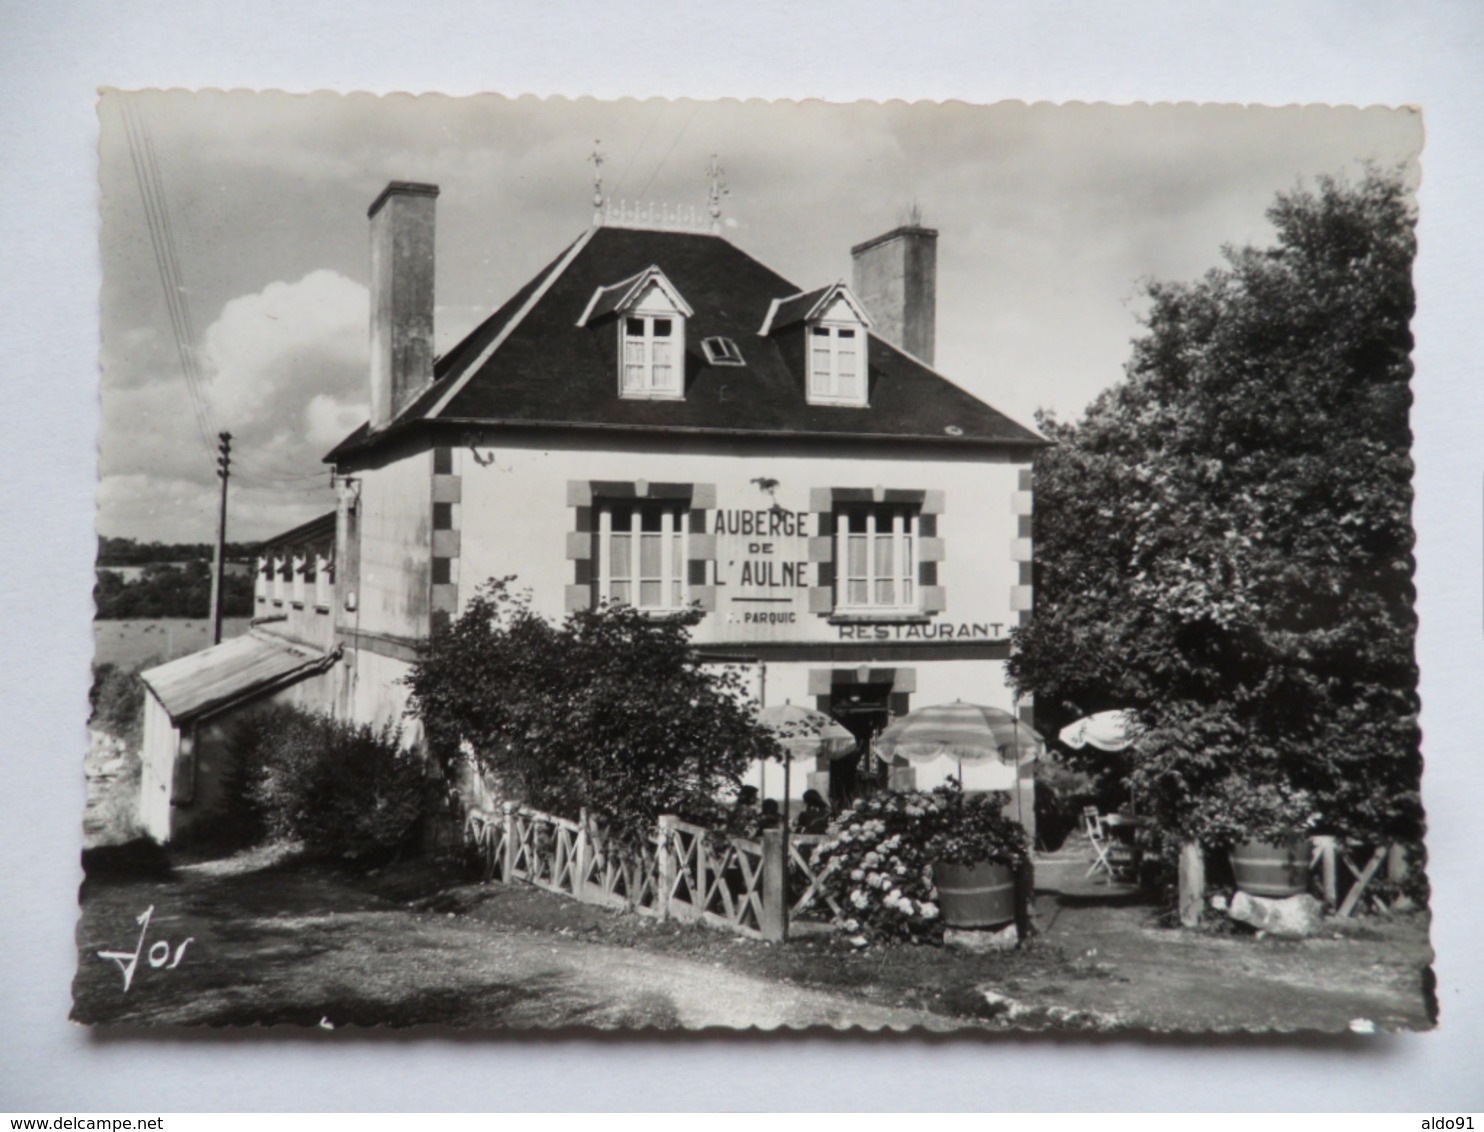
[727,785,760,834]
[756,798,783,832]
[794,789,831,834]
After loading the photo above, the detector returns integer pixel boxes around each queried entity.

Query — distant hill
[97,535,259,568]
[94,559,255,619]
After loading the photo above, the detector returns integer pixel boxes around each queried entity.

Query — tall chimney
[850,224,938,365]
[368,181,439,431]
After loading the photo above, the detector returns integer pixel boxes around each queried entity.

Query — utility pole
[209,431,232,645]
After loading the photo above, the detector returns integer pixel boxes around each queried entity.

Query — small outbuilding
[138,630,339,843]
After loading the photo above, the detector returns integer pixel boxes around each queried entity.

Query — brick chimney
[850,224,938,365]
[368,181,439,431]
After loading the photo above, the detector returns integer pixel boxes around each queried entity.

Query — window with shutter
[806,324,867,406]
[808,487,945,619]
[836,503,918,614]
[621,313,682,396]
[597,499,689,612]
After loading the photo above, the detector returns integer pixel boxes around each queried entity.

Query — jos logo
[97,905,193,992]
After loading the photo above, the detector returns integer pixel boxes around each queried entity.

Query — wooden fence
[1177,835,1412,927]
[465,802,839,942]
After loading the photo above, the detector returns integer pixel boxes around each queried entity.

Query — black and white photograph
[69,90,1440,1035]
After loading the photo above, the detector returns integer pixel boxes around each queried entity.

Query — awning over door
[140,632,338,726]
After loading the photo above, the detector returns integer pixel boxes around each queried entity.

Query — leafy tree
[93,560,254,619]
[96,535,258,566]
[405,580,779,852]
[1010,170,1420,849]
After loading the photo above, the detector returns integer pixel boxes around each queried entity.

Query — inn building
[140,179,1046,842]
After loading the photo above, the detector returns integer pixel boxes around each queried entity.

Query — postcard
[77,91,1431,1033]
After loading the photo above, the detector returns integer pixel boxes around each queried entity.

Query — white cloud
[201,269,368,429]
[99,270,367,541]
[304,393,365,450]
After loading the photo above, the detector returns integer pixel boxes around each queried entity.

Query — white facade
[332,426,1036,821]
[326,189,1042,834]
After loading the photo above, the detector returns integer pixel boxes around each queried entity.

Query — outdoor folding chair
[1082,806,1116,881]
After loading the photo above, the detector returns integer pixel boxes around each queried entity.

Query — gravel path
[73,859,952,1030]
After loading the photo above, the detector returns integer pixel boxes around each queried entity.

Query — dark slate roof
[327,225,1042,461]
[766,286,833,332]
[584,273,644,323]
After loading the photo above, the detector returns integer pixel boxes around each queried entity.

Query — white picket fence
[465,802,840,942]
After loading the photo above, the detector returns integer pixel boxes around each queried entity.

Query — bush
[223,706,435,862]
[89,662,146,747]
[406,579,778,855]
[812,784,1030,945]
[1186,776,1320,851]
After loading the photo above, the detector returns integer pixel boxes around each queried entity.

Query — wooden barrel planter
[934,861,1016,928]
[1230,838,1312,897]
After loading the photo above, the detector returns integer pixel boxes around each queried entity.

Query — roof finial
[706,153,729,234]
[588,140,607,225]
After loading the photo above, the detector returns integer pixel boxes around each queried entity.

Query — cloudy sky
[98,93,1422,544]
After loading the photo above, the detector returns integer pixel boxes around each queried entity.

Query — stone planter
[934,860,1016,928]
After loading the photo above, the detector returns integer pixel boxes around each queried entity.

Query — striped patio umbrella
[874,701,1044,766]
[756,702,858,762]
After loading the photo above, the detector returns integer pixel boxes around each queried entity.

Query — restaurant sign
[713,503,1008,642]
[715,507,810,629]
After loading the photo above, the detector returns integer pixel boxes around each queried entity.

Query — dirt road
[73,854,951,1030]
[73,844,1435,1032]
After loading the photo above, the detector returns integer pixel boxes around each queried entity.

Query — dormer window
[577,265,693,401]
[810,325,862,404]
[623,314,679,396]
[759,282,872,408]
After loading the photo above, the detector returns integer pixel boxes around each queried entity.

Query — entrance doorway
[823,681,894,807]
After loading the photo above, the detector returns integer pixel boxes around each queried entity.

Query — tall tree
[1011,170,1420,847]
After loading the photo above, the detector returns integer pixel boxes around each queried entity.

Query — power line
[121,99,212,446]
[122,97,335,498]
[121,98,217,457]
[231,460,332,483]
[611,104,667,198]
[636,103,699,202]
[232,481,331,495]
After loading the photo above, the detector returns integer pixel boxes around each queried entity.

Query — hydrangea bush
[811,784,1030,945]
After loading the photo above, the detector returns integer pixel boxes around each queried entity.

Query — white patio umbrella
[1057,709,1143,814]
[756,702,858,763]
[1058,710,1139,752]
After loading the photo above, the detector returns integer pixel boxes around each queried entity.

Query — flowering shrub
[932,788,1033,869]
[811,784,1030,945]
[406,580,774,859]
[1188,776,1320,850]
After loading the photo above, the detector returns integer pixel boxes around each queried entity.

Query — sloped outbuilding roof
[327,225,1043,462]
[140,632,338,726]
